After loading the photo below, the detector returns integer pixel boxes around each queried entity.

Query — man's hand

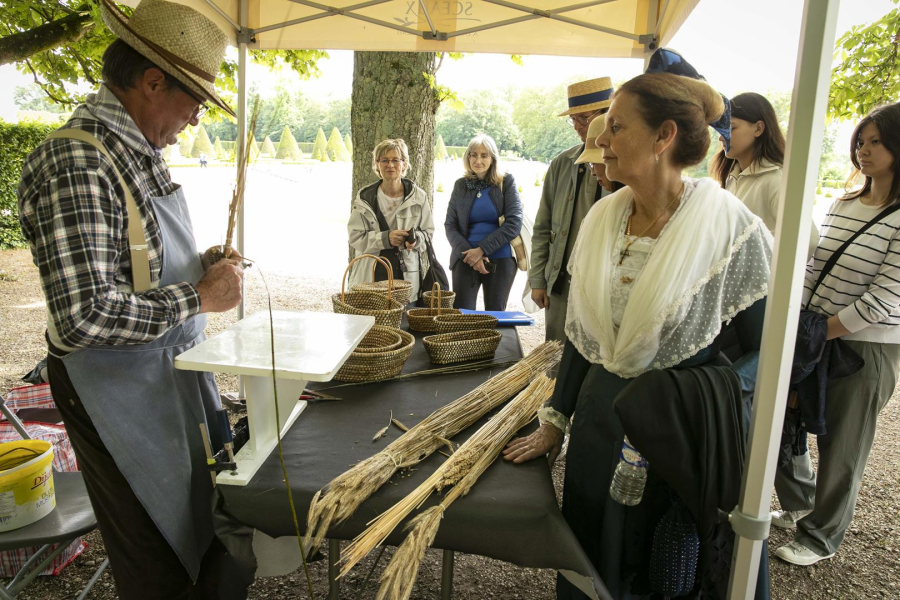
[197,259,243,313]
[531,288,550,309]
[503,423,564,465]
[201,245,243,271]
[462,246,485,267]
[389,230,409,247]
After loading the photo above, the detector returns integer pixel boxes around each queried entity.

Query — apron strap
[46,129,153,292]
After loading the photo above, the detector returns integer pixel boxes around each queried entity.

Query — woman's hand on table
[503,423,564,465]
[462,246,485,267]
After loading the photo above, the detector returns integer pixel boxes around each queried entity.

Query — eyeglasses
[171,79,209,119]
[567,108,607,127]
[378,158,405,166]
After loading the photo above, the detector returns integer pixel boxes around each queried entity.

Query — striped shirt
[18,85,201,351]
[803,196,900,343]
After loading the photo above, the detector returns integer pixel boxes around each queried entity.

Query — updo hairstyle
[618,73,724,168]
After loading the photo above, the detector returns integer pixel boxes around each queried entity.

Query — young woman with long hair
[773,102,900,566]
[712,92,819,257]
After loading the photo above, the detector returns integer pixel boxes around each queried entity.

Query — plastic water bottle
[609,436,648,506]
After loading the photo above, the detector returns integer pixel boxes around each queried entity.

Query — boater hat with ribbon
[558,77,614,117]
[100,0,236,118]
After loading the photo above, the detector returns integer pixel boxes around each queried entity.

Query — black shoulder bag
[415,229,449,305]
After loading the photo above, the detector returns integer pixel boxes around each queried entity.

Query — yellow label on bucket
[0,440,55,532]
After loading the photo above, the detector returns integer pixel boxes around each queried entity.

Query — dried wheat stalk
[303,341,562,553]
[223,98,261,258]
[337,375,555,596]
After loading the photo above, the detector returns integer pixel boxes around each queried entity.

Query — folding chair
[0,395,109,599]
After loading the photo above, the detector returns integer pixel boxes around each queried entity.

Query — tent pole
[726,1,839,598]
[643,0,658,70]
[237,0,249,398]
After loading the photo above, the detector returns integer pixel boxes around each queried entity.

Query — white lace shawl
[565,177,773,379]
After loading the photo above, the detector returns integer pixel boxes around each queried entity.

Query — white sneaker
[774,541,834,566]
[770,509,812,529]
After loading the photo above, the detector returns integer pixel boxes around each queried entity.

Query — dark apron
[59,186,222,581]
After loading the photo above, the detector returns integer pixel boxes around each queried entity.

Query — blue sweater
[466,187,512,260]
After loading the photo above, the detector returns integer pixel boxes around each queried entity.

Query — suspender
[46,129,152,292]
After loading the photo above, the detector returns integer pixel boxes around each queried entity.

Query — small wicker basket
[422,329,502,365]
[333,254,404,329]
[433,313,499,334]
[351,259,413,307]
[407,282,460,332]
[334,327,415,382]
[421,284,455,309]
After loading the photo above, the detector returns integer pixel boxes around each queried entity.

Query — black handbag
[416,230,449,306]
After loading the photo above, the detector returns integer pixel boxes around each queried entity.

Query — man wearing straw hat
[17,0,247,597]
[529,77,614,341]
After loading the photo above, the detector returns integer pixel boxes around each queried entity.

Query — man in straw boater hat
[17,0,248,597]
[529,77,614,341]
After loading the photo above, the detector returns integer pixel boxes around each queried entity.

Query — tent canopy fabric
[166,0,698,57]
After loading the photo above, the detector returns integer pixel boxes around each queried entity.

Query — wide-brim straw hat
[559,76,614,117]
[575,115,606,165]
[100,0,236,118]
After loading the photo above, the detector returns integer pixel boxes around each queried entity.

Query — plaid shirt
[18,85,201,350]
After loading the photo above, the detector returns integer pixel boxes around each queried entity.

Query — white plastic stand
[175,310,374,485]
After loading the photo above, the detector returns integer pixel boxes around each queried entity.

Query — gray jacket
[528,143,598,290]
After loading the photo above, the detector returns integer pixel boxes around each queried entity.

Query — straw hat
[558,77,613,117]
[574,115,606,165]
[100,0,235,118]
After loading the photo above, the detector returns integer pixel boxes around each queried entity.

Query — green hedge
[1,121,55,249]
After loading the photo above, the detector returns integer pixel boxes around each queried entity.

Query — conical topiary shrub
[191,125,214,158]
[326,127,350,161]
[261,135,277,157]
[435,134,448,161]
[213,136,226,160]
[249,135,260,163]
[178,129,194,159]
[344,134,353,156]
[276,126,302,160]
[311,128,329,162]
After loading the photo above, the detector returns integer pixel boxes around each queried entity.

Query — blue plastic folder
[459,309,535,326]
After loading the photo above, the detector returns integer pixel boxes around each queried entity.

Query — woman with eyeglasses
[444,134,523,310]
[347,138,434,304]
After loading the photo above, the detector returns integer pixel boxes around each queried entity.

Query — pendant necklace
[618,184,684,266]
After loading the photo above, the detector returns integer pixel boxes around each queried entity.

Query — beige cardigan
[726,158,819,260]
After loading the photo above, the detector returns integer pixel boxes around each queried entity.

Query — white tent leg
[237,0,249,398]
[727,1,840,598]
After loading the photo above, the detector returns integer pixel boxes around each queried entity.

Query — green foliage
[326,127,350,161]
[0,121,55,249]
[422,72,462,111]
[275,126,302,160]
[261,135,277,157]
[829,4,900,121]
[213,137,225,160]
[311,128,329,162]
[13,84,68,113]
[343,134,353,155]
[435,134,448,160]
[817,185,824,195]
[436,181,445,192]
[535,173,541,186]
[436,91,520,151]
[190,125,214,158]
[510,55,524,66]
[517,185,523,193]
[512,84,579,162]
[178,130,194,159]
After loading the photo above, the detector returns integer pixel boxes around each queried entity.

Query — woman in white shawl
[503,72,773,598]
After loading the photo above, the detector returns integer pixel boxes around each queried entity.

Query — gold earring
[654,154,659,164]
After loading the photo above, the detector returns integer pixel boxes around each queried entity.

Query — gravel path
[1,248,898,599]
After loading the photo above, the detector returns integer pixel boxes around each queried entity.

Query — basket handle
[369,257,396,295]
[431,281,441,314]
[342,254,393,303]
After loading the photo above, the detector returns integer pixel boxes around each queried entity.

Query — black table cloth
[216,324,611,600]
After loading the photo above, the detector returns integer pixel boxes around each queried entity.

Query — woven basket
[423,329,502,365]
[351,260,413,307]
[407,282,460,332]
[421,284,455,309]
[332,254,404,329]
[351,326,404,354]
[334,329,415,382]
[433,313,498,334]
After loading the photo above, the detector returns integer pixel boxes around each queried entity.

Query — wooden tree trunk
[350,51,439,259]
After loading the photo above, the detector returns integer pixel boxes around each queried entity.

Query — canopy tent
[150,0,839,597]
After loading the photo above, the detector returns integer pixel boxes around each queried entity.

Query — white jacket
[347,179,435,302]
[726,158,819,259]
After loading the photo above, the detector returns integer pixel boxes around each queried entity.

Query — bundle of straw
[304,341,562,552]
[222,98,261,259]
[341,375,556,599]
